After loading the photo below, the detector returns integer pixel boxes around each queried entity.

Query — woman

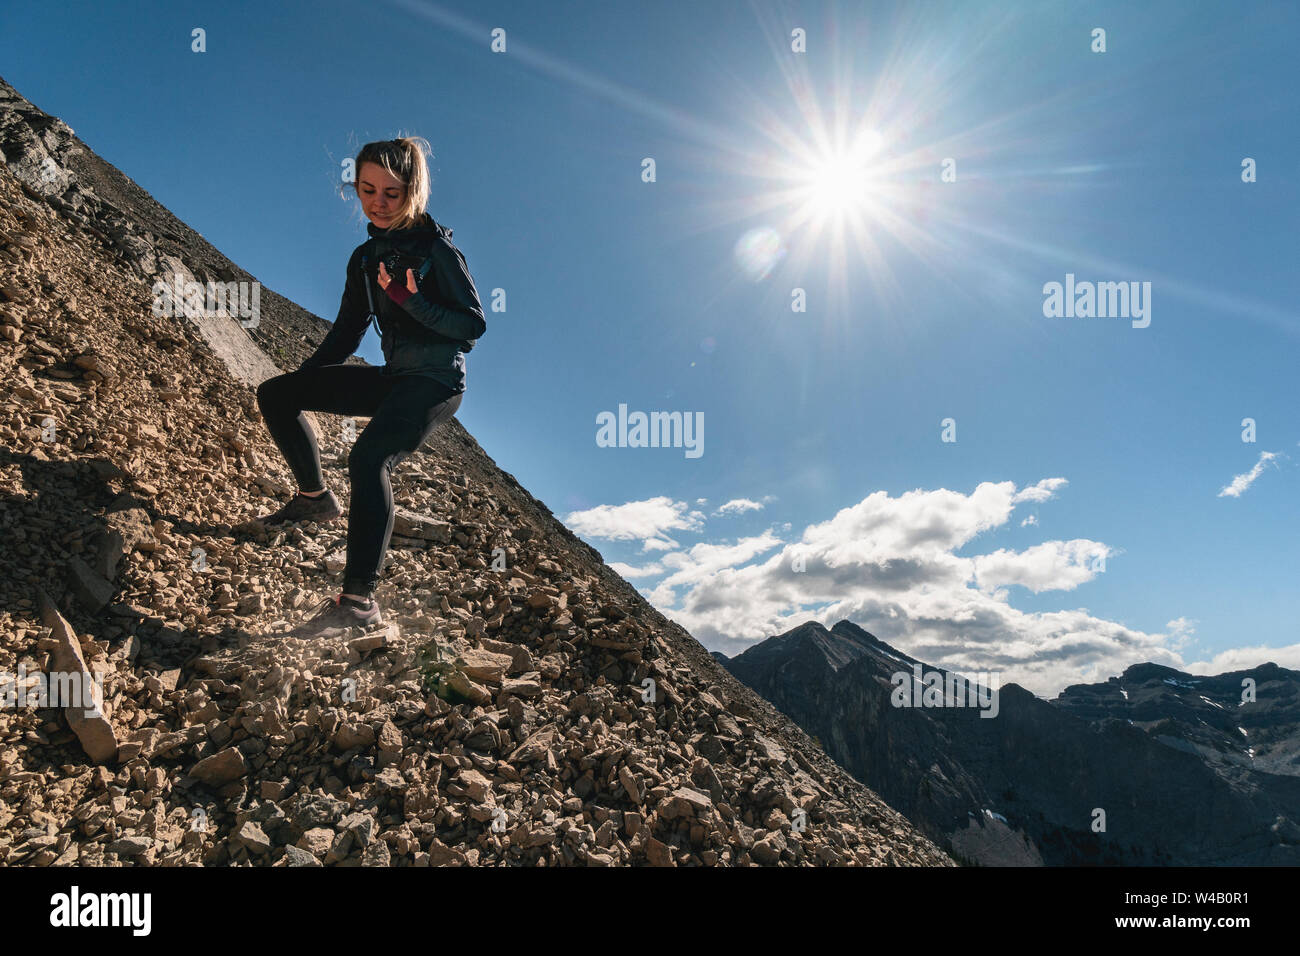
[253,137,486,638]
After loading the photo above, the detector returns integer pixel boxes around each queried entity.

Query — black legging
[255,365,463,597]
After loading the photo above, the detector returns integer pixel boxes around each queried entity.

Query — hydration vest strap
[360,255,379,332]
[361,255,378,313]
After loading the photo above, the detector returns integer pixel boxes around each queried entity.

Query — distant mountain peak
[723,621,1300,865]
[829,619,880,645]
[725,618,919,678]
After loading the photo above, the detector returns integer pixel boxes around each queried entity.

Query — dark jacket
[298,213,486,392]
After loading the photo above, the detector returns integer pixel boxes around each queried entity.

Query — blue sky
[4,0,1298,695]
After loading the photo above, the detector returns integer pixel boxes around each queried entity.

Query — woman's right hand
[378,261,418,296]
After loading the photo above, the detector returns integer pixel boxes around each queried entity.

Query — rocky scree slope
[0,82,950,867]
[0,75,346,378]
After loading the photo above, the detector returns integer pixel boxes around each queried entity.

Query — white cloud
[563,496,704,551]
[796,480,1048,559]
[973,540,1110,594]
[1218,451,1280,498]
[1185,644,1300,675]
[572,478,1226,697]
[1013,477,1068,503]
[1166,617,1197,650]
[1021,514,1038,527]
[621,478,1181,697]
[714,497,771,517]
[641,537,679,552]
[649,532,788,596]
[608,560,664,578]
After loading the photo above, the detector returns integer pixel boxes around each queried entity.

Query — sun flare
[797,129,886,223]
[804,153,870,215]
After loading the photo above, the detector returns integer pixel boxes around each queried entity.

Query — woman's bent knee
[347,445,391,479]
[256,373,294,406]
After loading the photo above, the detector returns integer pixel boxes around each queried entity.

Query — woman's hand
[377,261,418,294]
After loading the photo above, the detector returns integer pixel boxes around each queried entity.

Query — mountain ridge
[721,618,1300,865]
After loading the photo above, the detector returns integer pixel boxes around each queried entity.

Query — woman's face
[357,161,407,229]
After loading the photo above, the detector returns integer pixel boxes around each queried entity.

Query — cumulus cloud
[714,497,771,517]
[1021,514,1038,527]
[608,560,664,579]
[1218,451,1280,498]
[1013,478,1069,503]
[644,531,788,601]
[569,478,1236,696]
[796,481,1041,558]
[562,496,704,551]
[973,540,1110,594]
[1185,644,1300,675]
[599,478,1191,697]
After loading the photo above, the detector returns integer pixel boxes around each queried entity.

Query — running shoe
[255,490,342,527]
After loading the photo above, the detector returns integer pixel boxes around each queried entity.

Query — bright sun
[806,154,870,213]
[798,130,886,223]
